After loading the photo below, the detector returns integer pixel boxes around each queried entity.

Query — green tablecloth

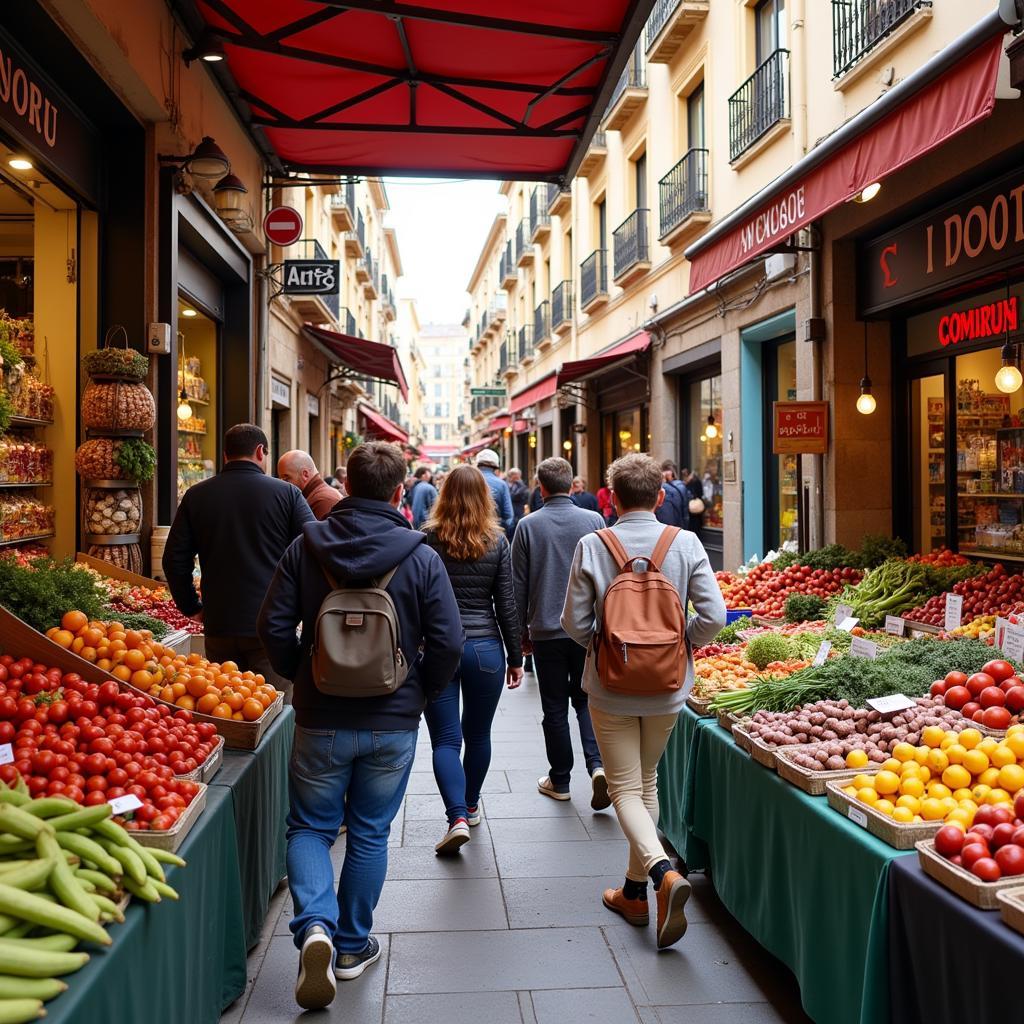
[214,706,294,949]
[46,785,247,1024]
[660,708,911,1024]
[657,705,709,871]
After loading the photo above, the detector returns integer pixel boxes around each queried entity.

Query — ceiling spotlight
[181,308,198,318]
[7,157,32,171]
[853,182,882,204]
[184,32,226,66]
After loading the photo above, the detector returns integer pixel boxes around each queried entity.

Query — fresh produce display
[717,563,862,617]
[0,557,106,633]
[714,617,753,645]
[784,593,826,623]
[839,724,1024,828]
[74,438,156,484]
[80,381,155,433]
[906,547,971,566]
[692,651,761,696]
[905,563,1024,627]
[829,560,939,628]
[950,615,998,641]
[82,488,142,537]
[102,581,201,635]
[81,347,149,383]
[746,633,797,670]
[86,544,143,574]
[930,789,1024,881]
[929,660,1024,730]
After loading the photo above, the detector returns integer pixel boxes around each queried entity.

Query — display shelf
[0,481,52,489]
[9,416,53,428]
[958,492,1024,499]
[178,428,207,437]
[183,396,209,407]
[959,546,1024,562]
[0,533,54,548]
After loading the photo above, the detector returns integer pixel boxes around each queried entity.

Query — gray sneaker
[335,936,382,981]
[295,925,336,1009]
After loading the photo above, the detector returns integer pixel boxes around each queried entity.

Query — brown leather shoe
[655,871,691,949]
[602,887,649,926]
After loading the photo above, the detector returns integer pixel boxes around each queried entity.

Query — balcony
[530,187,551,242]
[604,43,647,131]
[288,238,340,323]
[487,295,508,329]
[729,49,790,164]
[355,245,371,284]
[344,210,365,257]
[659,148,711,245]
[364,255,380,299]
[381,275,396,320]
[832,0,932,80]
[578,131,607,178]
[534,300,551,348]
[499,242,517,287]
[547,181,571,218]
[645,0,709,63]
[518,325,534,364]
[551,281,573,335]
[499,340,509,375]
[580,249,609,313]
[339,307,358,336]
[613,209,651,286]
[515,219,534,267]
[329,182,355,231]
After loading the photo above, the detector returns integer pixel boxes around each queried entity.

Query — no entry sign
[263,206,303,247]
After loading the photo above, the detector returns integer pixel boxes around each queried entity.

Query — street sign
[283,260,340,295]
[470,387,507,397]
[263,206,303,247]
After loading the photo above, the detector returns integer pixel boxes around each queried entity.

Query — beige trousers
[589,706,679,882]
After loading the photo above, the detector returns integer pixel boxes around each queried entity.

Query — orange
[112,665,132,682]
[80,647,97,663]
[232,711,244,720]
[225,692,244,712]
[131,669,155,690]
[159,685,175,703]
[61,610,88,633]
[186,676,210,699]
[46,627,58,639]
[71,637,85,654]
[97,659,112,672]
[107,621,124,634]
[242,698,264,721]
[256,691,274,709]
[123,649,146,672]
[124,630,142,649]
[52,630,74,649]
[82,627,104,648]
[212,703,233,719]
[253,674,265,686]
[170,682,187,699]
[175,695,196,711]
[221,661,239,674]
[197,693,220,714]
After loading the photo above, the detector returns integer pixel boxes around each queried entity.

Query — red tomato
[983,660,1016,683]
[929,680,947,697]
[995,845,1024,876]
[962,702,981,720]
[1005,688,1024,714]
[97,681,120,706]
[983,707,1012,730]
[82,789,107,806]
[943,686,971,711]
[62,785,84,803]
[972,857,1002,882]
[47,702,68,725]
[961,843,990,870]
[980,687,1007,709]
[967,673,996,698]
[992,823,1018,849]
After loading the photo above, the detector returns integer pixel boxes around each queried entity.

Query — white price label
[850,636,878,660]
[866,693,916,715]
[847,806,868,829]
[884,615,906,636]
[1003,624,1024,663]
[812,640,832,667]
[944,593,964,632]
[837,616,860,633]
[0,745,12,766]
[107,794,143,816]
[834,604,854,626]
[996,616,1011,650]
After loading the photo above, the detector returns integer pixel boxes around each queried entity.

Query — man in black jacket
[257,442,463,1009]
[162,423,314,692]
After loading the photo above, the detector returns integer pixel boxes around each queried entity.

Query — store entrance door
[901,363,950,556]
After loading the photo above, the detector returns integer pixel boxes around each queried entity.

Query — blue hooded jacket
[257,496,464,731]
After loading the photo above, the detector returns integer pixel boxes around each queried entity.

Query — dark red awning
[359,403,409,444]
[180,0,653,182]
[421,443,460,458]
[304,325,409,400]
[461,435,498,455]
[557,330,650,387]
[686,29,1005,294]
[509,372,557,413]
[489,414,511,430]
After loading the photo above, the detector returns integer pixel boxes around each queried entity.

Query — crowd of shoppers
[163,425,724,1011]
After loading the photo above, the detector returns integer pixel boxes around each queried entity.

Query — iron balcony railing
[610,42,646,109]
[833,0,930,78]
[515,219,531,261]
[499,241,516,283]
[518,325,534,363]
[330,181,356,216]
[646,0,682,48]
[551,280,573,330]
[356,209,365,247]
[613,209,650,279]
[488,295,508,326]
[534,300,551,344]
[591,130,607,150]
[659,148,709,236]
[580,249,608,308]
[729,48,790,162]
[499,340,509,374]
[530,187,550,237]
[545,182,565,212]
[371,257,380,292]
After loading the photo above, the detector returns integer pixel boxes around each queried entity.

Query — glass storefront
[764,338,798,549]
[176,299,218,500]
[687,374,723,529]
[602,406,646,466]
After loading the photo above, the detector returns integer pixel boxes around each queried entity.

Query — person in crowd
[684,468,705,531]
[421,465,524,853]
[409,466,438,529]
[507,466,531,539]
[476,449,514,535]
[596,481,616,526]
[334,465,347,488]
[571,476,600,512]
[163,424,314,694]
[529,476,544,513]
[257,442,463,1009]
[512,457,607,806]
[561,453,726,950]
[434,471,447,490]
[278,450,344,520]
[659,461,691,531]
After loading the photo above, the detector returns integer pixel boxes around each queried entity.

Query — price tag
[866,693,916,715]
[996,616,1011,650]
[108,794,143,816]
[0,745,12,766]
[1003,624,1024,663]
[850,636,878,660]
[812,640,832,667]
[884,615,906,636]
[837,616,860,633]
[944,593,964,632]
[847,805,868,829]
[834,603,854,626]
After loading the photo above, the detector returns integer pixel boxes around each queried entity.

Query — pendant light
[857,322,876,415]
[705,414,719,439]
[995,284,1022,394]
[176,331,193,422]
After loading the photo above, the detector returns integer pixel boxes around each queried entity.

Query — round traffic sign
[263,205,303,247]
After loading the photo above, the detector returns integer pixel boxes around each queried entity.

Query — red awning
[557,331,650,388]
[489,414,511,431]
[461,435,498,455]
[185,0,653,183]
[512,419,529,433]
[358,403,409,444]
[509,373,557,413]
[686,30,1005,294]
[421,444,459,458]
[304,325,409,400]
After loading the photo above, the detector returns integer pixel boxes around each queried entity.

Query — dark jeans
[203,635,291,701]
[424,637,505,825]
[532,637,602,788]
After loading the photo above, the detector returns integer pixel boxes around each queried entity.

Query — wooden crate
[917,839,1023,909]
[133,784,207,853]
[826,781,940,849]
[731,720,753,754]
[75,551,166,590]
[996,886,1024,935]
[160,629,193,656]
[901,618,943,637]
[751,615,785,627]
[775,751,879,796]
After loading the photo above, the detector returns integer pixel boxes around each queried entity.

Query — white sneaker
[295,925,336,1009]
[435,819,471,855]
[466,805,482,827]
[537,776,571,801]
[335,936,382,981]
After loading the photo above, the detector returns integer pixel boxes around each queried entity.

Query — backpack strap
[596,528,631,572]
[648,526,681,572]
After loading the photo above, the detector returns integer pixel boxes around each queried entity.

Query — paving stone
[401,818,492,847]
[650,1003,804,1024]
[531,987,640,1023]
[372,877,508,932]
[403,771,510,795]
[495,840,629,878]
[477,792,580,819]
[383,839,498,878]
[384,992,523,1024]
[387,928,616,994]
[487,816,591,844]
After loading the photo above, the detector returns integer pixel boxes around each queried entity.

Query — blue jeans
[423,637,505,825]
[286,725,417,953]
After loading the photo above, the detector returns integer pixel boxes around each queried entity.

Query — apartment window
[597,199,607,250]
[434,424,444,440]
[756,0,787,63]
[634,152,647,209]
[687,83,705,150]
[434,382,443,398]
[565,229,572,271]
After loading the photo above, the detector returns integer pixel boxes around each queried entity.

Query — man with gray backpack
[258,441,463,1010]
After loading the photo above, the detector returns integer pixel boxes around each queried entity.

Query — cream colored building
[417,324,471,462]
[395,298,426,449]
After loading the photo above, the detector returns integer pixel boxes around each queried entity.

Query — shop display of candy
[81,380,155,432]
[83,487,142,536]
[7,371,54,421]
[81,346,150,383]
[87,542,143,574]
[179,357,209,402]
[0,496,54,541]
[0,439,52,483]
[178,415,207,434]
[74,438,126,480]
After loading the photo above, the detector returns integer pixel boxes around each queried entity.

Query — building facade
[417,324,470,463]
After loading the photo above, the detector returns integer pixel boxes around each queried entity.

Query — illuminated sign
[938,296,1019,347]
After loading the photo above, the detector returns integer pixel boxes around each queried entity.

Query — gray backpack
[311,564,408,698]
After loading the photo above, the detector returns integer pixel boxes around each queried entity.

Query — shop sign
[306,394,320,417]
[283,260,340,296]
[938,296,1019,347]
[271,376,290,408]
[470,387,506,397]
[772,401,828,455]
[861,168,1024,314]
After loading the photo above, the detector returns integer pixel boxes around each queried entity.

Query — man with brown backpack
[561,452,726,950]
[257,441,463,1009]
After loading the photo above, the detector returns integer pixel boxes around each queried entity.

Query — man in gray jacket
[512,457,608,808]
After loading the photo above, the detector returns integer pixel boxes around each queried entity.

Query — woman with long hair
[422,464,523,854]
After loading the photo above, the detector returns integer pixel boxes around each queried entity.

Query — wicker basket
[717,709,741,733]
[685,693,713,717]
[731,722,790,768]
[826,781,941,849]
[133,784,207,853]
[175,735,224,784]
[775,751,879,796]
[917,839,1024,909]
[996,886,1024,935]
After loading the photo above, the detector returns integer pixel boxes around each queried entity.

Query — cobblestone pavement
[223,673,813,1024]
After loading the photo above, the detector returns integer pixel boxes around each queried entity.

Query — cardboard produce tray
[717,708,742,733]
[917,838,1023,909]
[996,886,1024,935]
[133,783,207,853]
[775,750,880,796]
[175,734,224,783]
[826,781,941,849]
[730,721,790,768]
[685,693,713,717]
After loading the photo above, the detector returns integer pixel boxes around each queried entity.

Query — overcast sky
[384,177,506,326]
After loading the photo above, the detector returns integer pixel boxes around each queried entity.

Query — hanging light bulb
[177,387,193,421]
[857,322,876,415]
[995,285,1021,393]
[705,414,719,439]
[699,434,708,443]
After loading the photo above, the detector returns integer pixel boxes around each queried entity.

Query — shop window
[176,299,218,501]
[764,338,798,549]
[687,375,723,531]
[909,373,945,555]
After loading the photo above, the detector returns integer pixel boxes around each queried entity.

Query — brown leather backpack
[593,526,687,696]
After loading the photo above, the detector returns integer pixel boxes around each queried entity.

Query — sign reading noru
[0,43,58,149]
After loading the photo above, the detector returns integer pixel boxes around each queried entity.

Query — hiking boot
[655,871,691,949]
[537,776,571,801]
[335,936,382,981]
[295,925,336,1009]
[435,818,471,855]
[466,805,482,827]
[591,767,611,810]
[602,887,649,926]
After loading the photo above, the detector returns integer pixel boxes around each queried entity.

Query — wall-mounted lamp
[996,342,1023,394]
[562,439,573,451]
[183,32,226,66]
[159,136,231,182]
[213,173,248,217]
[7,156,32,171]
[852,182,881,204]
